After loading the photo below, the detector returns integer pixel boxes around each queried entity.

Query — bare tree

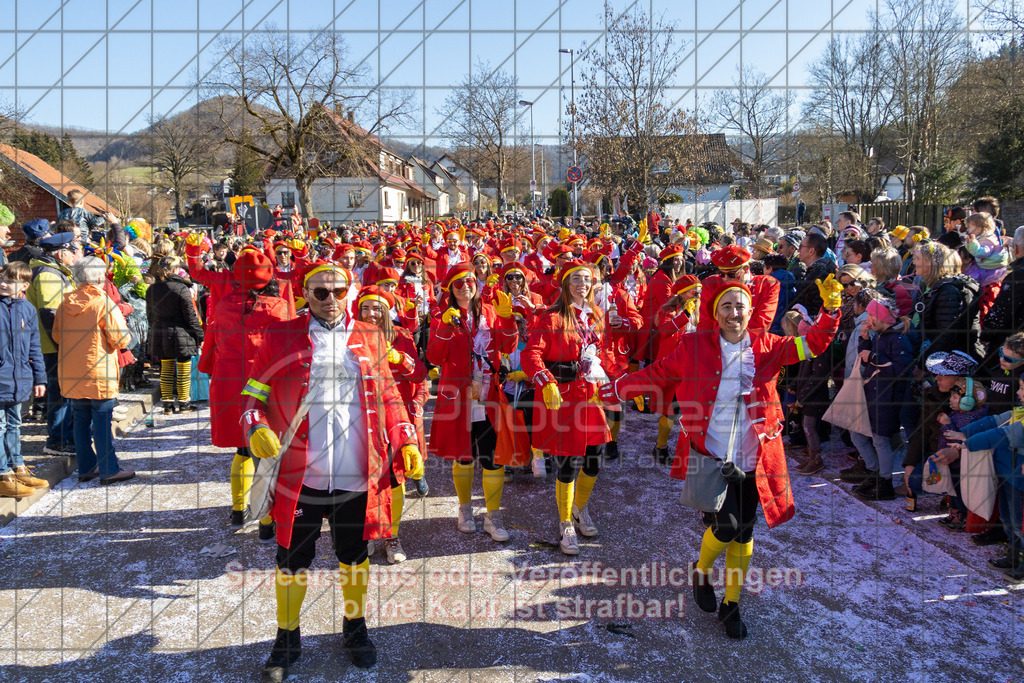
[138,113,219,221]
[207,27,413,217]
[573,6,705,212]
[438,62,525,211]
[713,66,794,198]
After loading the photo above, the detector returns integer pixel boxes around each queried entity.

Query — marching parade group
[2,194,1023,680]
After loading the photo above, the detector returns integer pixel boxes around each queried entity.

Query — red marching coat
[389,327,428,482]
[426,304,518,460]
[638,269,675,361]
[613,310,840,528]
[697,274,780,334]
[604,288,644,377]
[200,290,293,447]
[520,309,612,457]
[242,313,418,547]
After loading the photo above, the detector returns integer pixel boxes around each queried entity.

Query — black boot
[690,562,717,613]
[839,459,869,483]
[604,441,619,461]
[851,472,879,496]
[718,600,748,639]
[971,526,1009,546]
[653,446,671,465]
[342,617,376,669]
[262,627,301,682]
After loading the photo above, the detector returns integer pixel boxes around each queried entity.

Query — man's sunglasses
[275,250,290,256]
[310,287,347,301]
[999,348,1024,364]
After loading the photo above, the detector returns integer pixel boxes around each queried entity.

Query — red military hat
[351,240,373,255]
[498,237,522,254]
[375,267,401,285]
[406,247,424,263]
[442,263,475,290]
[672,274,702,296]
[558,258,592,283]
[710,245,752,270]
[233,249,275,290]
[658,244,686,261]
[544,241,574,261]
[357,285,395,311]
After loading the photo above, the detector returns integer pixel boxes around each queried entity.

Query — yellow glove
[506,370,528,383]
[486,273,499,287]
[428,367,440,380]
[494,290,513,319]
[404,299,416,311]
[684,298,697,316]
[638,218,649,244]
[542,383,563,410]
[387,347,402,365]
[816,273,843,311]
[185,232,202,247]
[441,307,461,326]
[559,227,571,242]
[287,238,303,250]
[600,222,609,237]
[248,424,281,460]
[401,444,424,479]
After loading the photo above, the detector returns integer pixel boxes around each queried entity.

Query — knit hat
[925,350,978,377]
[0,202,14,227]
[780,230,805,249]
[233,249,275,290]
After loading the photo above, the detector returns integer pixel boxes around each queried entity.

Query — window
[281,191,295,207]
[384,191,391,209]
[348,189,363,208]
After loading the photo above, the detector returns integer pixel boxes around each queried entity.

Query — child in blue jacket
[0,262,48,498]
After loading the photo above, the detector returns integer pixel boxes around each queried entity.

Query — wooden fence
[849,202,944,235]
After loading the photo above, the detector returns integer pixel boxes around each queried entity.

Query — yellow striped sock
[176,359,192,402]
[230,453,254,511]
[160,359,175,402]
[555,479,574,522]
[696,526,730,574]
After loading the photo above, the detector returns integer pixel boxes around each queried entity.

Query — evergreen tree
[972,95,1024,200]
[230,136,263,198]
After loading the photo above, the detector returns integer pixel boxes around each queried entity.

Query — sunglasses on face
[505,274,525,281]
[451,279,475,291]
[276,250,290,256]
[310,287,347,301]
[1000,348,1024,364]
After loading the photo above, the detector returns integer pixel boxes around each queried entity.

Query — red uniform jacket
[242,313,418,547]
[697,274,780,335]
[520,308,612,457]
[638,269,675,361]
[389,327,428,480]
[426,303,518,460]
[523,252,552,279]
[604,288,644,377]
[614,310,840,528]
[202,290,293,448]
[423,244,470,283]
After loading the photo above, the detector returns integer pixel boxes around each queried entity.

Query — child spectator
[0,263,48,498]
[963,212,1008,286]
[849,298,914,500]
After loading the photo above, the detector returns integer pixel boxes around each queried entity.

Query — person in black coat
[792,231,836,316]
[8,219,51,264]
[912,241,983,363]
[146,256,203,413]
[980,227,1024,367]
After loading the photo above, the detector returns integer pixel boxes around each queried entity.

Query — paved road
[0,405,1019,681]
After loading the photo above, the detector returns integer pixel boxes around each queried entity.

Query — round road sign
[567,166,582,183]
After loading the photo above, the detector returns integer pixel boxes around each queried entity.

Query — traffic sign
[791,181,802,193]
[530,179,537,187]
[567,166,582,183]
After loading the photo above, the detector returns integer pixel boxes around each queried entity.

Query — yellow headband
[376,278,398,286]
[358,294,392,310]
[303,264,350,288]
[712,285,752,313]
[446,270,475,289]
[500,244,520,253]
[560,265,591,283]
[676,282,701,297]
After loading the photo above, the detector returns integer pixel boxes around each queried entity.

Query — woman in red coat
[471,252,498,303]
[600,277,843,640]
[357,286,428,564]
[202,250,293,531]
[651,275,702,464]
[396,249,436,350]
[520,260,611,556]
[638,244,687,362]
[427,264,518,542]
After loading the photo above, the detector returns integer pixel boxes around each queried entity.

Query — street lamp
[558,47,578,220]
[519,99,535,217]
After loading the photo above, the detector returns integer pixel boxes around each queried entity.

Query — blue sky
[0,0,986,145]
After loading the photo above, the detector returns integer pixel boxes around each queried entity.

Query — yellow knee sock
[452,461,474,505]
[531,447,544,460]
[275,568,308,631]
[574,472,597,509]
[339,559,370,619]
[160,359,175,402]
[260,515,274,526]
[230,453,255,512]
[696,527,730,574]
[555,479,575,522]
[481,467,504,513]
[724,539,754,603]
[609,418,621,441]
[176,359,192,402]
[656,416,673,449]
[390,484,405,536]
[633,395,645,411]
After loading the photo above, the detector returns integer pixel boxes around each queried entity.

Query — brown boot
[12,465,47,489]
[0,472,36,499]
[797,454,825,475]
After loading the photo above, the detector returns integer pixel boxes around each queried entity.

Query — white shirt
[303,316,369,492]
[703,334,760,473]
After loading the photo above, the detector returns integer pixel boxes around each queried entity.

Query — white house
[409,156,450,218]
[432,154,479,209]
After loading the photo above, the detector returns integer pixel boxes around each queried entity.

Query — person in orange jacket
[426,264,518,542]
[599,276,843,640]
[520,259,611,555]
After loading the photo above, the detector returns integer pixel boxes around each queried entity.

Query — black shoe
[230,506,253,529]
[342,617,376,669]
[988,554,1018,570]
[162,402,174,415]
[413,476,429,497]
[855,477,894,501]
[939,510,967,530]
[259,521,277,544]
[718,600,748,639]
[604,441,619,461]
[653,446,671,465]
[178,402,197,413]
[1003,565,1024,582]
[690,562,717,613]
[262,627,301,682]
[839,460,869,483]
[78,466,100,483]
[851,473,879,496]
[971,527,1009,546]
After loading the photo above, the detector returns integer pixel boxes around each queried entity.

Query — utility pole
[519,99,536,217]
[559,48,578,220]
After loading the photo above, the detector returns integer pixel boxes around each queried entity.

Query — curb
[0,384,161,529]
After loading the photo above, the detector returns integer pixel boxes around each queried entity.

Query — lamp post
[519,99,535,217]
[558,47,578,220]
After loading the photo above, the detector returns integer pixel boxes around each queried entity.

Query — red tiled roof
[0,142,118,217]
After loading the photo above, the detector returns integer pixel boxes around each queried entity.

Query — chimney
[348,110,355,123]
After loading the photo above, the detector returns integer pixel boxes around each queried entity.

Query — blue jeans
[71,398,119,479]
[0,403,23,473]
[997,478,1024,556]
[850,431,896,480]
[44,352,73,447]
